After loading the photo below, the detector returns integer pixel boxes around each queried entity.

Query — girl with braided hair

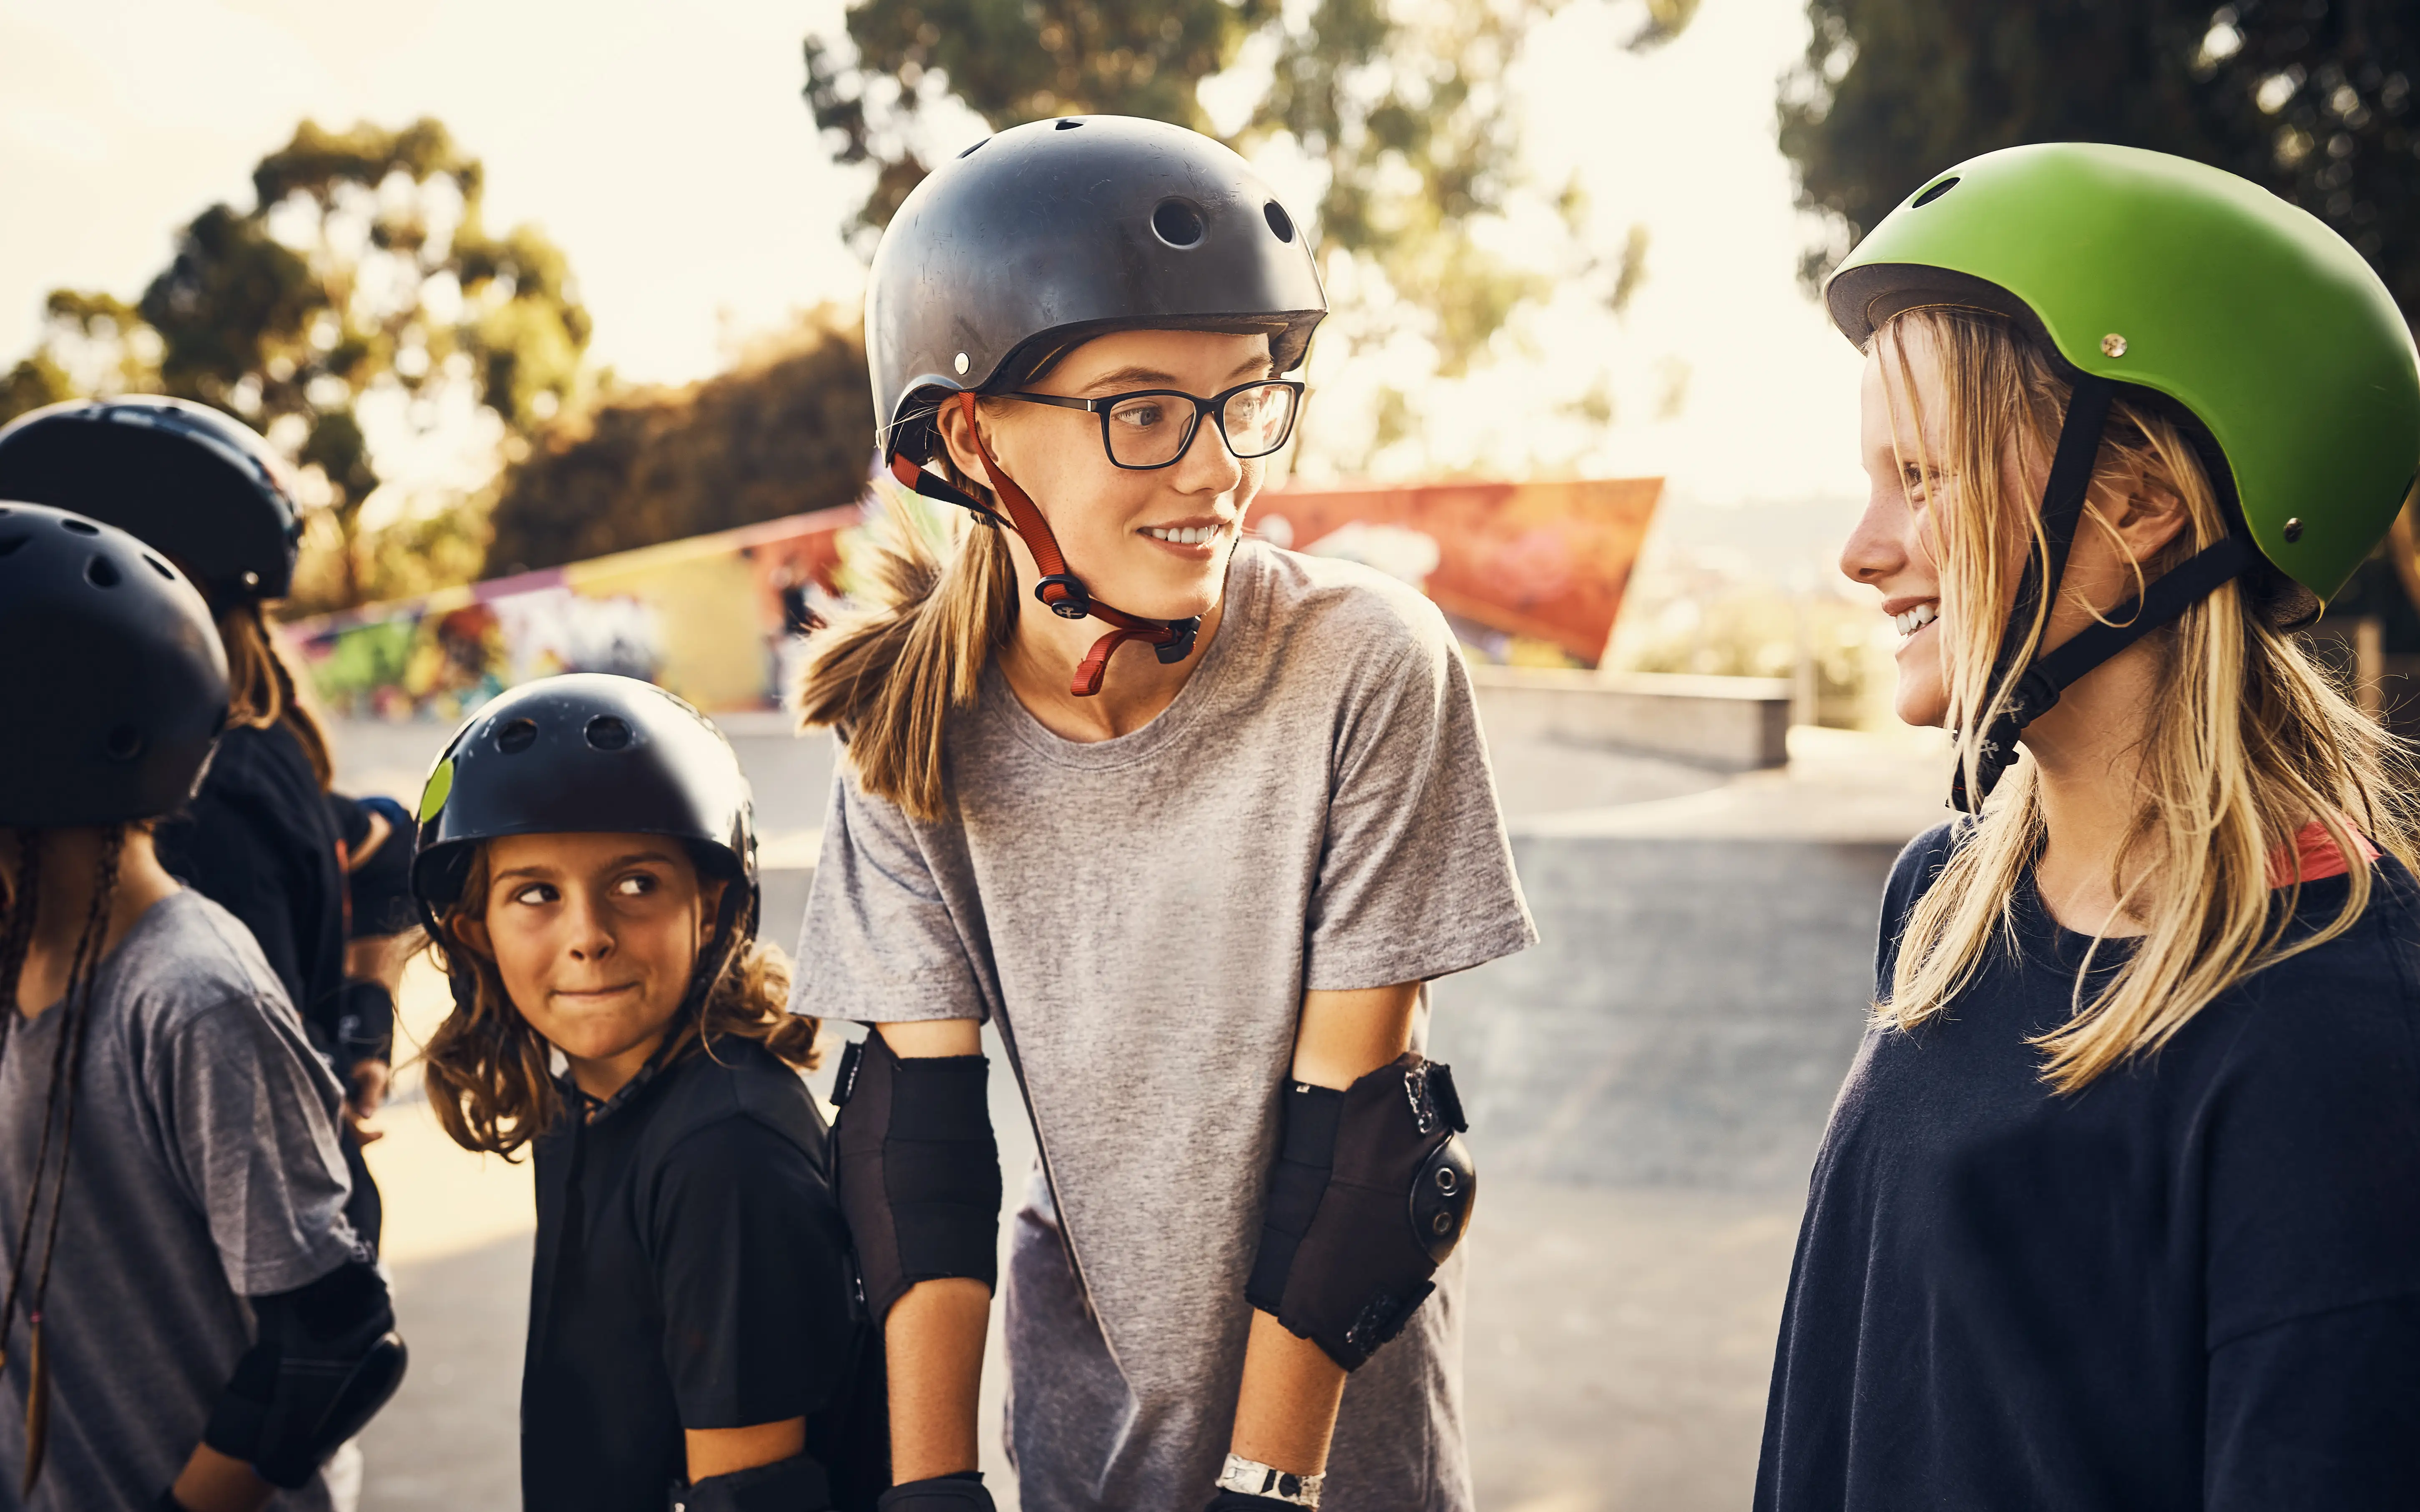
[0,502,398,1512]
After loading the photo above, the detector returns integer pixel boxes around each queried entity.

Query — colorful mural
[287,506,854,721]
[285,476,1661,720]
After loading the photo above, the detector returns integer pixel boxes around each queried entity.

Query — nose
[1840,486,1908,588]
[562,890,615,963]
[1173,404,1246,493]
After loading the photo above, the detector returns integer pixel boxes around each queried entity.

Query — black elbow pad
[204,1256,408,1488]
[1246,1054,1475,1371]
[831,1033,1001,1324]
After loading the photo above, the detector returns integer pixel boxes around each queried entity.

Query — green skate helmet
[1825,142,2420,806]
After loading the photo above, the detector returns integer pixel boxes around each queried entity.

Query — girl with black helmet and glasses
[0,503,401,1511]
[790,116,1533,1512]
[1758,145,2420,1509]
[410,675,878,1512]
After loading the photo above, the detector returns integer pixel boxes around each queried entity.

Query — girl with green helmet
[1759,143,2420,1508]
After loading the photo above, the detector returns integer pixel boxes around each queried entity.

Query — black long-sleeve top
[1756,821,2420,1511]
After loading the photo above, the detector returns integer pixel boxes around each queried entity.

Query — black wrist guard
[204,1256,409,1488]
[334,980,395,1070]
[832,1034,1001,1323]
[1246,1054,1475,1371]
[684,1452,833,1512]
[877,1472,995,1510]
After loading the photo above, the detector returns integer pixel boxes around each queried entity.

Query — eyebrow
[490,850,680,886]
[1075,354,1277,395]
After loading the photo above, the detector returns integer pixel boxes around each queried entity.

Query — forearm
[1229,983,1420,1476]
[885,1277,991,1479]
[168,1444,273,1512]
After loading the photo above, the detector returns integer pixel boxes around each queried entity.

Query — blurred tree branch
[1779,0,2420,321]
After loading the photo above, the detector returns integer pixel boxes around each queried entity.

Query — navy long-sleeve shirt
[1757,821,2420,1511]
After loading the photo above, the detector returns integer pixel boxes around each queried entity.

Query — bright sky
[0,0,1872,509]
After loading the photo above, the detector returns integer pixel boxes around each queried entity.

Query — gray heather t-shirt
[0,888,358,1512]
[792,542,1535,1512]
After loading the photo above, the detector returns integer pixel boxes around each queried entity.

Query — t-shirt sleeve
[148,984,359,1296]
[1300,623,1535,992]
[646,1117,855,1429]
[2201,932,2420,1503]
[157,793,308,1021]
[789,764,989,1025]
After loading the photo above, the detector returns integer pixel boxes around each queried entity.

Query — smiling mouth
[1141,522,1224,546]
[1893,603,1938,638]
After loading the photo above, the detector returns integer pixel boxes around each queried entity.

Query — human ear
[2103,469,2192,566]
[935,401,999,492]
[452,912,492,959]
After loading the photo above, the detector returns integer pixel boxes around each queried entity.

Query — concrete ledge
[1468,667,1791,771]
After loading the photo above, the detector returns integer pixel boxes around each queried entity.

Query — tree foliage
[803,0,1693,382]
[0,118,591,610]
[485,311,874,575]
[1779,0,2420,317]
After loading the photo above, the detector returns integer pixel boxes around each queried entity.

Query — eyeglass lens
[1104,384,1299,467]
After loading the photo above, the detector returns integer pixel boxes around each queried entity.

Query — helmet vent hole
[103,724,144,761]
[1055,117,1082,130]
[0,533,26,558]
[143,553,175,580]
[496,717,540,754]
[585,714,633,751]
[86,554,121,588]
[959,138,986,158]
[1264,201,1296,243]
[1912,176,1960,208]
[60,518,99,536]
[1152,199,1206,248]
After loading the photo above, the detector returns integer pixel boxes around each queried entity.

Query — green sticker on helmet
[418,757,454,823]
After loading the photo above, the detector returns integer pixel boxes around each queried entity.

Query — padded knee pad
[832,1033,1002,1324]
[1246,1053,1475,1371]
[205,1257,408,1488]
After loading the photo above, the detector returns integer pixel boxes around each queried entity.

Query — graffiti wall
[286,476,1661,721]
[1254,476,1664,666]
[288,506,854,721]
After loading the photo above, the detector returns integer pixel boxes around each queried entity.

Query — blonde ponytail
[792,486,1017,821]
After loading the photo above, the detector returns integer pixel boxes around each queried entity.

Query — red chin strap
[883,391,1201,697]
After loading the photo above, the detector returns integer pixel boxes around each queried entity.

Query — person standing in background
[0,398,389,1255]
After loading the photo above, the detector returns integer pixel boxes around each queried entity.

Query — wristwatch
[1217,1453,1324,1508]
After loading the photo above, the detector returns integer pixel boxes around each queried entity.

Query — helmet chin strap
[1951,373,2253,812]
[886,391,1203,698]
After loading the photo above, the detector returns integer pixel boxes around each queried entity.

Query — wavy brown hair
[419,842,820,1157]
[222,602,334,789]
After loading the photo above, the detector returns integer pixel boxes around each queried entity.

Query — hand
[345,1060,389,1145]
[166,1444,274,1512]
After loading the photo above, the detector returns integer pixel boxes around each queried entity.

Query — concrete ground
[339,715,1949,1511]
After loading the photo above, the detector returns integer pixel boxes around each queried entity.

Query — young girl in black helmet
[0,399,391,1253]
[412,674,878,1512]
[0,502,401,1511]
[790,116,1532,1512]
[1757,144,2420,1509]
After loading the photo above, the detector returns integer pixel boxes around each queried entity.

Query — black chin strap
[1950,374,2253,812]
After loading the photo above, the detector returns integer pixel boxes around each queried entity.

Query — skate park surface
[337,712,1948,1512]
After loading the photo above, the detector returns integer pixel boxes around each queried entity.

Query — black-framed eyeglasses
[1001,379,1306,470]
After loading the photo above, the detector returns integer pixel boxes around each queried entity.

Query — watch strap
[1216,1453,1323,1508]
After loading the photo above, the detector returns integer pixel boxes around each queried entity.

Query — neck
[1000,567,1230,742]
[2015,637,2164,935]
[4,826,183,1016]
[566,1029,669,1105]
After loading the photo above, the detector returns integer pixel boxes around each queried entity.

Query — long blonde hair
[221,602,334,789]
[792,444,1018,822]
[1876,305,2419,1091]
